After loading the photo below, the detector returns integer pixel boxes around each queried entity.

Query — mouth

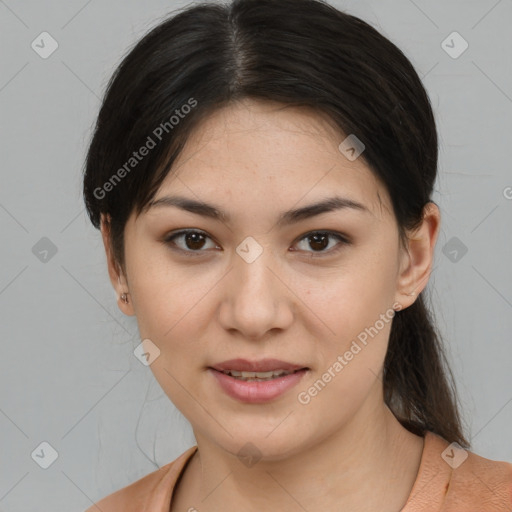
[209,358,309,378]
[207,359,310,403]
[215,368,306,382]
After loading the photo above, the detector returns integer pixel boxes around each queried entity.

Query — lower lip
[208,368,308,403]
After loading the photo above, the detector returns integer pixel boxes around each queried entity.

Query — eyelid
[163,229,351,257]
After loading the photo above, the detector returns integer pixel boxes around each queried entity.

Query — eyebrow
[146,195,372,226]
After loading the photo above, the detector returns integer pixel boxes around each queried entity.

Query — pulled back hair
[82,0,468,447]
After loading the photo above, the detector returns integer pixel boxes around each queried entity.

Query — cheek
[295,250,397,406]
[125,244,209,337]
[296,315,392,430]
[301,252,398,344]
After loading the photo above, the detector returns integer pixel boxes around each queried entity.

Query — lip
[210,358,307,373]
[207,359,309,403]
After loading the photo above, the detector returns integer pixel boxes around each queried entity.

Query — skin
[101,98,441,512]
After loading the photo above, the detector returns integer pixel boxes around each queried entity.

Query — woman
[82,0,512,510]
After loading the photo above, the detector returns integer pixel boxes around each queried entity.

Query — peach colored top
[85,431,512,511]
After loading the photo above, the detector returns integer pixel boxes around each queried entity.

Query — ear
[100,213,135,316]
[394,202,441,309]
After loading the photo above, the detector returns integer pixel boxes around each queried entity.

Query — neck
[182,391,424,512]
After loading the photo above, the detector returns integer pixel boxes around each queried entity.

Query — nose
[218,244,294,340]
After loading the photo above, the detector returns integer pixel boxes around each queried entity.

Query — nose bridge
[221,236,292,337]
[234,236,277,302]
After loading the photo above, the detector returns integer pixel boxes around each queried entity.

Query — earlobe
[100,213,135,316]
[394,202,441,309]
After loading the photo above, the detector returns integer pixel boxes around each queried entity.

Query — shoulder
[446,441,512,509]
[411,431,512,511]
[84,445,198,512]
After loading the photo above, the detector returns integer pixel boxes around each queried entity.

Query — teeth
[222,369,295,381]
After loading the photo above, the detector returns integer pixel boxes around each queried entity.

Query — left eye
[164,230,350,256]
[293,231,350,256]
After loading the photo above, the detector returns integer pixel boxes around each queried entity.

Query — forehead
[152,99,393,221]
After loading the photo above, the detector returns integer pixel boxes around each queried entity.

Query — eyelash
[163,229,351,258]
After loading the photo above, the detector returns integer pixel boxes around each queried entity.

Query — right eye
[163,229,219,256]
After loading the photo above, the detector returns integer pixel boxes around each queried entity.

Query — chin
[204,421,313,464]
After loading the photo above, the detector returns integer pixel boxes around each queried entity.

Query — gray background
[1,0,511,510]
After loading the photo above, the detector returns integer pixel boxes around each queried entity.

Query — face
[106,99,425,460]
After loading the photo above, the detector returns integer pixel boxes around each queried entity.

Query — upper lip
[209,358,307,372]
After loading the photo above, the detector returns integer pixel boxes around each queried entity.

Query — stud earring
[120,292,129,304]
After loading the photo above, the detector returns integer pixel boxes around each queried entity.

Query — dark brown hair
[82,0,468,447]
